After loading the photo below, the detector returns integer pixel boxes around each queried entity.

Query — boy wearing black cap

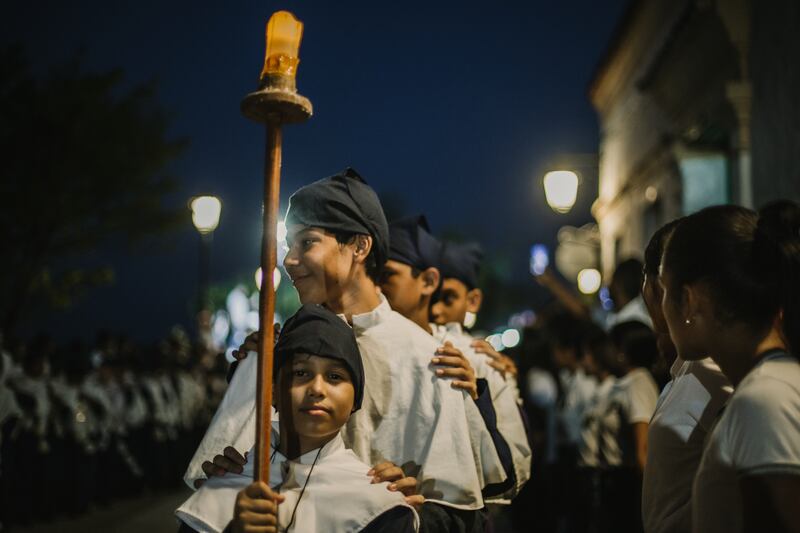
[430,241,531,501]
[430,242,484,330]
[184,169,506,532]
[176,304,417,533]
[381,215,525,500]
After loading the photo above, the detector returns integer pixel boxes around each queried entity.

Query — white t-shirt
[596,368,659,468]
[606,295,653,330]
[642,357,732,533]
[557,368,597,447]
[579,375,617,467]
[692,353,800,533]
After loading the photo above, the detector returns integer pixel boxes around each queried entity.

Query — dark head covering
[284,168,389,269]
[440,241,483,290]
[388,214,443,271]
[274,304,365,411]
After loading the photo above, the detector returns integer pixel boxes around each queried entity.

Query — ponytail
[755,201,800,353]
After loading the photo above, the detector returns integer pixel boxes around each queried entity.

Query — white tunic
[0,351,22,455]
[431,322,532,501]
[185,297,504,510]
[184,352,261,486]
[177,429,418,533]
[11,373,50,443]
[692,353,800,533]
[341,297,504,509]
[642,357,731,533]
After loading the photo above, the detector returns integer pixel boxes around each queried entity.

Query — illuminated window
[679,154,729,214]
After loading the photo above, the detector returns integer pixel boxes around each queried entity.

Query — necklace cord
[279,445,323,532]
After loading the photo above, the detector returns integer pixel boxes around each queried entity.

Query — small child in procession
[176,303,419,533]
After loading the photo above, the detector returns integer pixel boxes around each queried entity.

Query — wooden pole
[241,13,312,484]
[254,119,283,483]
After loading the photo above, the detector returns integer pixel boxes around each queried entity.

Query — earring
[685,318,691,325]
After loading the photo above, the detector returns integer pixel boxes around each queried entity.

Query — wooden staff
[241,10,312,483]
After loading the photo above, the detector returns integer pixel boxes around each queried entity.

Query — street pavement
[6,488,192,533]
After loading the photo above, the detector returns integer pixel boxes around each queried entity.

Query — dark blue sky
[3,0,628,341]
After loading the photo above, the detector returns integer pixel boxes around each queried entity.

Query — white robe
[184,352,262,486]
[0,351,22,451]
[432,322,532,502]
[184,297,505,510]
[176,428,418,533]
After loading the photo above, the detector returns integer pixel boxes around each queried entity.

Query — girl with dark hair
[660,201,800,533]
[641,219,733,533]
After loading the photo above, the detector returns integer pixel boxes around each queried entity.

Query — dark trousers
[599,467,643,533]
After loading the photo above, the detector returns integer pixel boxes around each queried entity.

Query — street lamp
[543,170,579,213]
[190,195,222,317]
[191,196,222,234]
[577,268,602,294]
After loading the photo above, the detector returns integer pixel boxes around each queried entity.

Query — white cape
[184,352,261,487]
[176,430,418,533]
[184,298,505,509]
[344,298,505,509]
[432,323,532,502]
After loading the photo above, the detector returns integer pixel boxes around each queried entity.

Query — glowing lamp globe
[544,170,579,214]
[501,328,520,348]
[577,268,602,295]
[191,196,222,234]
[255,267,282,292]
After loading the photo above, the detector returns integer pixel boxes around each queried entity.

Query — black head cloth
[284,167,390,269]
[388,214,443,271]
[274,303,365,411]
[440,241,484,290]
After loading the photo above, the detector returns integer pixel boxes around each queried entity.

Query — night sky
[3,0,628,341]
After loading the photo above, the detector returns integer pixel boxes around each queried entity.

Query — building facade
[589,0,800,277]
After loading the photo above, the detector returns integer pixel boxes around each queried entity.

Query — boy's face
[279,354,355,449]
[379,260,425,317]
[431,278,481,326]
[284,225,357,306]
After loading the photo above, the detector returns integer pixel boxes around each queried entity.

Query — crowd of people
[514,201,800,533]
[1,166,798,533]
[0,327,229,528]
[174,170,799,533]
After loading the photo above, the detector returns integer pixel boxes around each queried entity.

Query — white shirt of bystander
[642,357,732,533]
[558,368,598,448]
[578,375,617,468]
[596,367,658,468]
[692,353,800,533]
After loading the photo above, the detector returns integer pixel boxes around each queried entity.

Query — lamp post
[543,170,579,214]
[241,10,312,482]
[190,195,222,317]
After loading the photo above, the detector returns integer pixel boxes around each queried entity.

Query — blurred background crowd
[0,329,227,527]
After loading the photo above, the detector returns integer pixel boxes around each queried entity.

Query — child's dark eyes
[292,369,309,378]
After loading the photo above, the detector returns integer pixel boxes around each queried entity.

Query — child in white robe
[176,303,418,533]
